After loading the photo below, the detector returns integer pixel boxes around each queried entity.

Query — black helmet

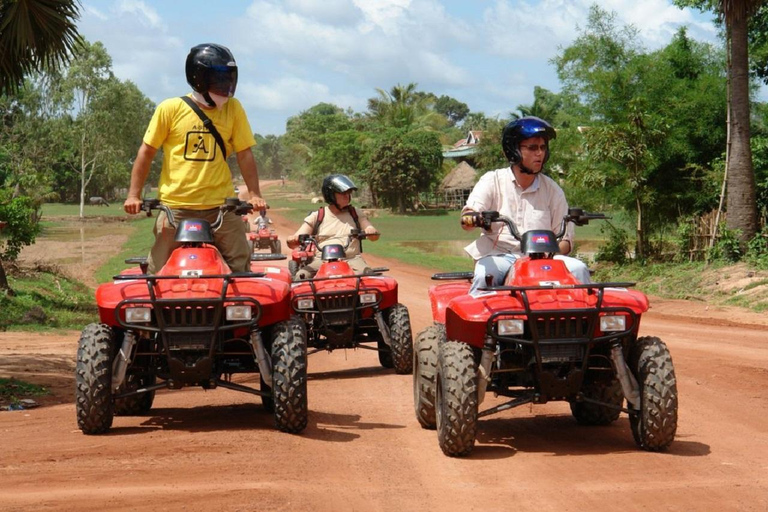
[501,116,557,168]
[185,43,238,104]
[322,174,358,207]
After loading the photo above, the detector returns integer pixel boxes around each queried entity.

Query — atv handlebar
[141,198,253,231]
[296,229,380,249]
[466,208,609,242]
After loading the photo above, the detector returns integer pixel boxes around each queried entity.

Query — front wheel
[271,240,282,254]
[75,323,115,434]
[413,324,444,429]
[288,260,299,279]
[436,340,478,457]
[271,316,308,433]
[386,304,413,374]
[629,336,678,451]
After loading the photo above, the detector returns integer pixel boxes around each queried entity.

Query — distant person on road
[123,43,265,273]
[461,116,590,295]
[286,174,379,279]
[255,208,271,230]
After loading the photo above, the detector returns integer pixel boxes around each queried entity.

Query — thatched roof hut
[440,161,478,191]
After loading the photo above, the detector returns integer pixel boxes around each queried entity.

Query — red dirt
[2,185,767,511]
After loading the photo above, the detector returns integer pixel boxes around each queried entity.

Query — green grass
[42,202,126,217]
[0,378,49,406]
[0,268,97,330]
[94,216,156,283]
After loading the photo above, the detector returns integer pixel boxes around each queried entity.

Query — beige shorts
[147,208,250,274]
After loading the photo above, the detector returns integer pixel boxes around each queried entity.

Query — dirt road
[2,201,767,511]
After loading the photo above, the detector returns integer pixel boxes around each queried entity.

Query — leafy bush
[707,223,742,263]
[595,224,630,264]
[745,227,768,269]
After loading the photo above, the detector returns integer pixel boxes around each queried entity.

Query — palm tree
[676,0,764,244]
[0,0,81,95]
[367,83,445,130]
[721,0,762,245]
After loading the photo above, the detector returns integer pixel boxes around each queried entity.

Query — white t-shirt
[462,167,573,260]
[302,207,368,258]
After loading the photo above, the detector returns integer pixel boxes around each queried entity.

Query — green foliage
[433,95,469,126]
[369,129,443,213]
[0,0,81,95]
[595,224,630,264]
[745,226,768,268]
[0,265,96,330]
[0,190,40,261]
[708,223,743,262]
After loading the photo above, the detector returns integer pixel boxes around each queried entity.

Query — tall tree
[675,0,763,245]
[0,0,81,95]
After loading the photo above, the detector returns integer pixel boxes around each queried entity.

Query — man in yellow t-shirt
[123,43,266,273]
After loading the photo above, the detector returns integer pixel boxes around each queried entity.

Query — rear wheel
[436,340,478,457]
[271,316,308,433]
[413,324,444,429]
[386,304,413,374]
[570,375,623,425]
[629,336,678,451]
[114,373,156,416]
[75,323,115,434]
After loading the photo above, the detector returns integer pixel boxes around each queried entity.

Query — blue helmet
[501,116,557,166]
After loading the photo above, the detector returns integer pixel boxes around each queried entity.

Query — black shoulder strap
[348,206,361,230]
[312,207,325,236]
[179,96,227,160]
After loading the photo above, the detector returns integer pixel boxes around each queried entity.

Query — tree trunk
[398,194,406,215]
[0,260,15,296]
[726,13,758,246]
[635,193,645,260]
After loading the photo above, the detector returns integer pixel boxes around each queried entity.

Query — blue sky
[77,0,734,136]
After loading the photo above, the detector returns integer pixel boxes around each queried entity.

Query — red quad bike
[290,231,414,374]
[75,198,308,435]
[247,221,281,255]
[414,209,678,457]
[288,234,318,279]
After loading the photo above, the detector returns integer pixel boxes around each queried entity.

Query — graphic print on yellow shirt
[185,128,218,161]
[143,96,256,209]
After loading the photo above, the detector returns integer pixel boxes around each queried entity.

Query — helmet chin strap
[192,91,216,107]
[516,163,541,175]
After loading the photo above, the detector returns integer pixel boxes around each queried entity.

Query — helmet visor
[209,66,238,97]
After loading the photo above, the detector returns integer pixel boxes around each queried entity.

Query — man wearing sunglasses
[460,116,590,294]
[124,43,265,273]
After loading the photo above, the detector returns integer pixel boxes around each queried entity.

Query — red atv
[75,198,308,435]
[290,231,414,374]
[248,222,281,254]
[414,209,678,456]
[288,234,317,279]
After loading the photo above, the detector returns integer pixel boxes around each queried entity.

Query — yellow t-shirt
[143,96,256,209]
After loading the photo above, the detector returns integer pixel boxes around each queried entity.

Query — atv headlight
[226,305,252,321]
[497,319,524,335]
[600,315,626,332]
[125,307,151,323]
[359,292,378,304]
[297,298,314,310]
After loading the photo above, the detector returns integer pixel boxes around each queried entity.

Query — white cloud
[239,76,365,113]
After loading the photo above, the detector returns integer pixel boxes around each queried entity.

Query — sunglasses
[520,144,548,153]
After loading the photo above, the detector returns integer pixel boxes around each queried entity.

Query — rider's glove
[461,212,482,228]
